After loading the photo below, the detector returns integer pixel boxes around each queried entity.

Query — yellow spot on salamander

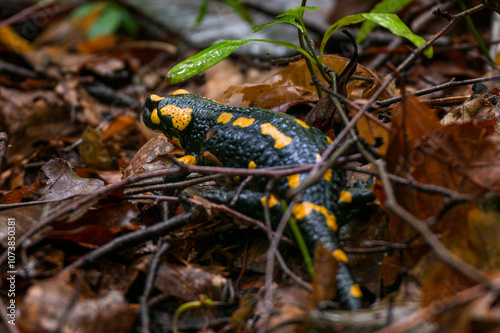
[177,155,197,165]
[160,105,192,131]
[217,112,233,124]
[233,117,255,128]
[286,174,300,188]
[261,123,292,149]
[203,96,220,103]
[295,119,310,128]
[322,169,332,181]
[248,161,256,169]
[261,194,279,208]
[172,89,190,95]
[149,94,164,102]
[327,136,333,144]
[339,190,353,204]
[349,284,363,298]
[292,202,338,232]
[332,249,349,263]
[171,136,182,148]
[151,108,160,124]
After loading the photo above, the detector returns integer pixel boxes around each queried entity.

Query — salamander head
[142,90,195,145]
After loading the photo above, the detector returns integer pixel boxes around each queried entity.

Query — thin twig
[375,281,491,333]
[287,139,354,198]
[125,174,225,195]
[63,212,192,271]
[0,0,79,28]
[56,271,84,333]
[376,75,500,108]
[230,175,254,206]
[343,165,472,200]
[140,242,169,333]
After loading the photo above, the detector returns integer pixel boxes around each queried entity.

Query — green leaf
[194,0,211,27]
[319,14,367,61]
[221,0,253,24]
[71,2,98,18]
[361,13,433,57]
[252,16,302,33]
[319,13,432,62]
[252,6,317,33]
[167,39,314,84]
[87,3,125,38]
[280,6,318,19]
[120,9,139,36]
[357,0,414,43]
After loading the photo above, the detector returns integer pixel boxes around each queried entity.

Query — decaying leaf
[309,244,338,310]
[79,126,113,170]
[41,158,105,201]
[122,134,181,179]
[18,274,136,333]
[133,258,231,303]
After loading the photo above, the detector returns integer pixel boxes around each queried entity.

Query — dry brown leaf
[41,158,105,201]
[18,275,135,333]
[122,134,181,178]
[151,262,230,302]
[220,55,382,112]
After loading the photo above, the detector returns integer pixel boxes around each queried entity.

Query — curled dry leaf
[122,134,181,179]
[441,86,500,136]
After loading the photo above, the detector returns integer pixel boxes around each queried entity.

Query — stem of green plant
[458,0,494,64]
[295,2,328,96]
[282,201,315,279]
[296,4,333,85]
[173,297,213,333]
[298,29,323,98]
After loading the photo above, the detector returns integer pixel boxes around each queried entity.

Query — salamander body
[142,89,363,309]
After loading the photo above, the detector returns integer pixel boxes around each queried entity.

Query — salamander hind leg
[293,190,363,310]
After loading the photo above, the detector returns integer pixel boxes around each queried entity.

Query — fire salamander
[142,89,369,310]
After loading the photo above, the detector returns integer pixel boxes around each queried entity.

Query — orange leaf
[1,188,28,204]
[102,115,136,141]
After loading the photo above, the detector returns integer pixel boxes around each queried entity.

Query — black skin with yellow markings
[143,91,364,309]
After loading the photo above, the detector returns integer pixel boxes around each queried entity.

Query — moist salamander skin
[142,89,363,309]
